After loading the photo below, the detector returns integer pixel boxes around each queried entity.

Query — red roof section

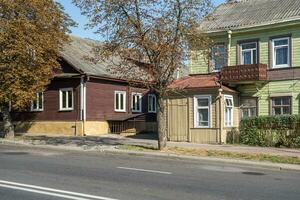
[169,74,236,93]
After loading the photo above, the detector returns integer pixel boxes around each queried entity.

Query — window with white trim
[59,88,73,111]
[272,37,290,68]
[132,92,142,112]
[240,42,257,65]
[31,92,43,111]
[115,91,126,112]
[194,95,211,128]
[148,94,156,113]
[224,95,234,127]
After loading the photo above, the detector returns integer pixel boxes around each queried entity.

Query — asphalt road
[0,144,299,200]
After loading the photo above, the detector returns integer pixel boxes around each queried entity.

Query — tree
[0,0,74,138]
[74,0,213,149]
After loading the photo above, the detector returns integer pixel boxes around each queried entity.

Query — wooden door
[167,98,189,142]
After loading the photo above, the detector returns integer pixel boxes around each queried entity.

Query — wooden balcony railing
[220,64,267,82]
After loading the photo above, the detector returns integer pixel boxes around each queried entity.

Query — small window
[272,37,290,68]
[224,95,234,127]
[271,96,291,115]
[31,92,43,111]
[132,93,142,112]
[240,42,257,65]
[240,97,257,119]
[148,94,156,113]
[194,95,211,128]
[59,88,73,111]
[115,91,126,112]
[211,44,227,71]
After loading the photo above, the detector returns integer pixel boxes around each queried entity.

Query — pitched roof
[199,0,300,32]
[60,35,119,78]
[168,74,237,93]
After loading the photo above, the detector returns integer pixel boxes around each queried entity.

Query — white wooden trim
[224,95,233,127]
[59,88,74,111]
[272,37,290,68]
[31,92,44,112]
[193,95,212,128]
[114,91,126,112]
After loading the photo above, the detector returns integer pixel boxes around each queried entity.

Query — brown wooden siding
[267,67,300,80]
[86,78,155,121]
[12,78,81,121]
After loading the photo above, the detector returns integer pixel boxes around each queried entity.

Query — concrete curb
[1,139,300,172]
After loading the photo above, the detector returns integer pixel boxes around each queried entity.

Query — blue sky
[58,0,226,40]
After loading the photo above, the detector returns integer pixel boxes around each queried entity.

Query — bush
[239,115,300,148]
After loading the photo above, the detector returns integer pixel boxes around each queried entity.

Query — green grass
[118,144,300,165]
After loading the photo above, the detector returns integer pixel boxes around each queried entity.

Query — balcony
[220,64,267,83]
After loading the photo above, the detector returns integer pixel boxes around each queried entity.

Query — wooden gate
[167,98,189,142]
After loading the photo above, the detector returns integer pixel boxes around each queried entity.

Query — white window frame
[224,95,234,127]
[241,42,257,65]
[272,37,290,68]
[59,88,74,111]
[132,92,142,112]
[114,91,126,112]
[148,94,157,113]
[31,92,44,112]
[194,95,212,128]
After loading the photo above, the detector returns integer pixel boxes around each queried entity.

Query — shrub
[239,115,300,148]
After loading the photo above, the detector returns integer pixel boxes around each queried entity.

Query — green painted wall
[188,22,300,117]
[237,80,300,116]
[190,23,300,74]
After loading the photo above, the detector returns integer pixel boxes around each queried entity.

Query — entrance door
[167,98,189,142]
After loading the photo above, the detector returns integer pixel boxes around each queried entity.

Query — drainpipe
[218,88,223,144]
[227,30,232,66]
[80,76,87,136]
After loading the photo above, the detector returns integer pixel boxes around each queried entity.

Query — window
[194,95,211,128]
[271,96,291,115]
[31,92,43,111]
[272,37,290,68]
[148,94,156,113]
[211,44,227,71]
[132,93,142,112]
[240,97,257,119]
[115,91,126,112]
[59,88,73,111]
[240,42,257,65]
[224,95,234,127]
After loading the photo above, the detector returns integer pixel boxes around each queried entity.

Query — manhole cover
[242,171,265,176]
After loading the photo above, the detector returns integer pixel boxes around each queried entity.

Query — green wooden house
[166,0,300,143]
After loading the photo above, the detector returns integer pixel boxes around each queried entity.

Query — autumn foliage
[0,0,74,136]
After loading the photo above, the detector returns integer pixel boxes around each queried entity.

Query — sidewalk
[4,133,300,158]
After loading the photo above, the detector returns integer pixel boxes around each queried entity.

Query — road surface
[0,144,299,200]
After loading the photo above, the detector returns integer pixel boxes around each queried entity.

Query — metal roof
[168,74,237,93]
[60,35,119,78]
[199,0,300,32]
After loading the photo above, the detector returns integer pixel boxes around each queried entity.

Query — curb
[1,139,300,172]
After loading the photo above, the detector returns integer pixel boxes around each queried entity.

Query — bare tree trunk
[1,105,14,139]
[157,97,167,150]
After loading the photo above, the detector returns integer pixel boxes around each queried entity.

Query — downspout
[227,30,232,66]
[80,76,87,136]
[218,87,223,144]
